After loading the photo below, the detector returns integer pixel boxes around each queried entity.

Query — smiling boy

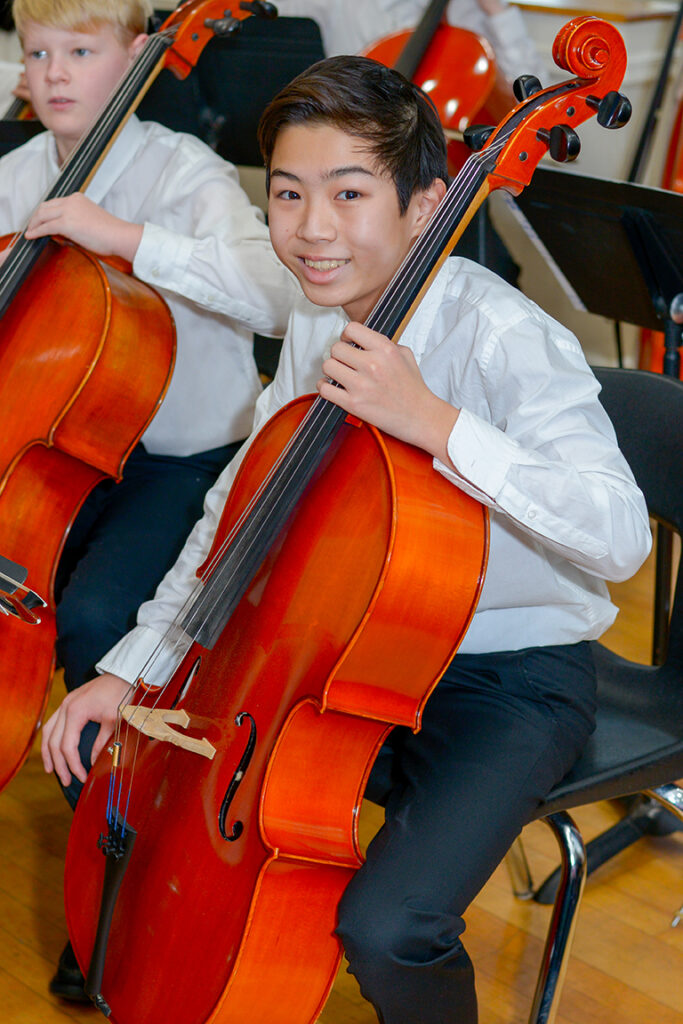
[43,57,651,1020]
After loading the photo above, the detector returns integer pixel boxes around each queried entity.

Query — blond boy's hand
[24,193,143,263]
[12,70,31,103]
[41,672,133,786]
[317,321,460,467]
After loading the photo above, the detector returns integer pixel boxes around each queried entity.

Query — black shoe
[49,940,89,1003]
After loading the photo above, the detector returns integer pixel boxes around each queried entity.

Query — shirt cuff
[133,222,194,293]
[444,406,523,501]
[97,623,187,688]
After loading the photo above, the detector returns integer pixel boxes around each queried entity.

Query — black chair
[508,366,683,1024]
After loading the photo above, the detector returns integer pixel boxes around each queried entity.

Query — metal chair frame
[509,367,683,1024]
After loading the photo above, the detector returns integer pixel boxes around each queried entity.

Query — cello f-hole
[218,712,257,842]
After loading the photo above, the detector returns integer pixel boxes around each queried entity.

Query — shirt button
[527,507,537,520]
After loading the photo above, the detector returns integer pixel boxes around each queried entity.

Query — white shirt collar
[44,114,145,204]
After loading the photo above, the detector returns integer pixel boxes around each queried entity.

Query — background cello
[64,17,631,1024]
[0,0,274,796]
[363,0,497,175]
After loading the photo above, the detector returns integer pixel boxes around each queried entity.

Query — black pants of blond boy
[54,441,241,809]
[336,642,596,1024]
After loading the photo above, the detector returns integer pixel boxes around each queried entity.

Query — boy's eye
[73,47,91,56]
[28,49,47,59]
[337,190,361,201]
[276,189,300,201]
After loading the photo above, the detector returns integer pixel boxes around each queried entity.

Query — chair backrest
[138,15,325,165]
[592,365,683,667]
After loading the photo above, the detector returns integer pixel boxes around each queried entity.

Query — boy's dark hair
[258,55,448,214]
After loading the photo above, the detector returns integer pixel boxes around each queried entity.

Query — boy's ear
[411,178,447,237]
[128,33,148,61]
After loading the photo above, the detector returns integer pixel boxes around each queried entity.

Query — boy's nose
[296,200,336,242]
[46,57,69,82]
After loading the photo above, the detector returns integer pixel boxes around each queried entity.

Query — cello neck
[393,0,450,80]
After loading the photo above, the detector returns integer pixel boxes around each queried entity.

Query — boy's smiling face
[22,20,146,163]
[268,123,440,324]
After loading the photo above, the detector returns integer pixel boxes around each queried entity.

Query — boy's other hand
[41,672,133,786]
[24,193,143,263]
[12,70,30,103]
[318,321,460,465]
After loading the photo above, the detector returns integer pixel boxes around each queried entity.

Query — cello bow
[66,18,631,1024]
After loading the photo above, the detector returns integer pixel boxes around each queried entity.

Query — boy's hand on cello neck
[318,320,459,468]
[24,192,143,263]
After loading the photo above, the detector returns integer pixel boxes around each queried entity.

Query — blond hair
[13,0,152,40]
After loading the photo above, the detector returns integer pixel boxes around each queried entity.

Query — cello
[0,0,275,796]
[66,17,630,1024]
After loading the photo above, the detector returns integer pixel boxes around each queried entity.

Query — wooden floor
[0,540,681,1023]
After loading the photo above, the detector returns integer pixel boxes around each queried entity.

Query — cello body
[0,237,175,792]
[66,396,488,1024]
[364,23,495,134]
[364,22,496,175]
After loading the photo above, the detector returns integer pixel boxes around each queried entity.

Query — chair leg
[644,782,683,825]
[528,811,587,1024]
[506,835,535,899]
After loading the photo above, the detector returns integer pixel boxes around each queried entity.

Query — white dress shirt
[99,257,651,685]
[0,116,296,455]
[275,0,545,83]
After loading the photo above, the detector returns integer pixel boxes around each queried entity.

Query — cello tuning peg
[463,124,496,152]
[536,124,581,163]
[239,1,278,17]
[585,91,632,129]
[205,14,241,35]
[513,75,543,102]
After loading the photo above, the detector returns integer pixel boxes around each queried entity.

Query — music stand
[511,167,683,375]
[510,166,683,897]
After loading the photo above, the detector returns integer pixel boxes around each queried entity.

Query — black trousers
[54,441,241,808]
[336,642,597,1024]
